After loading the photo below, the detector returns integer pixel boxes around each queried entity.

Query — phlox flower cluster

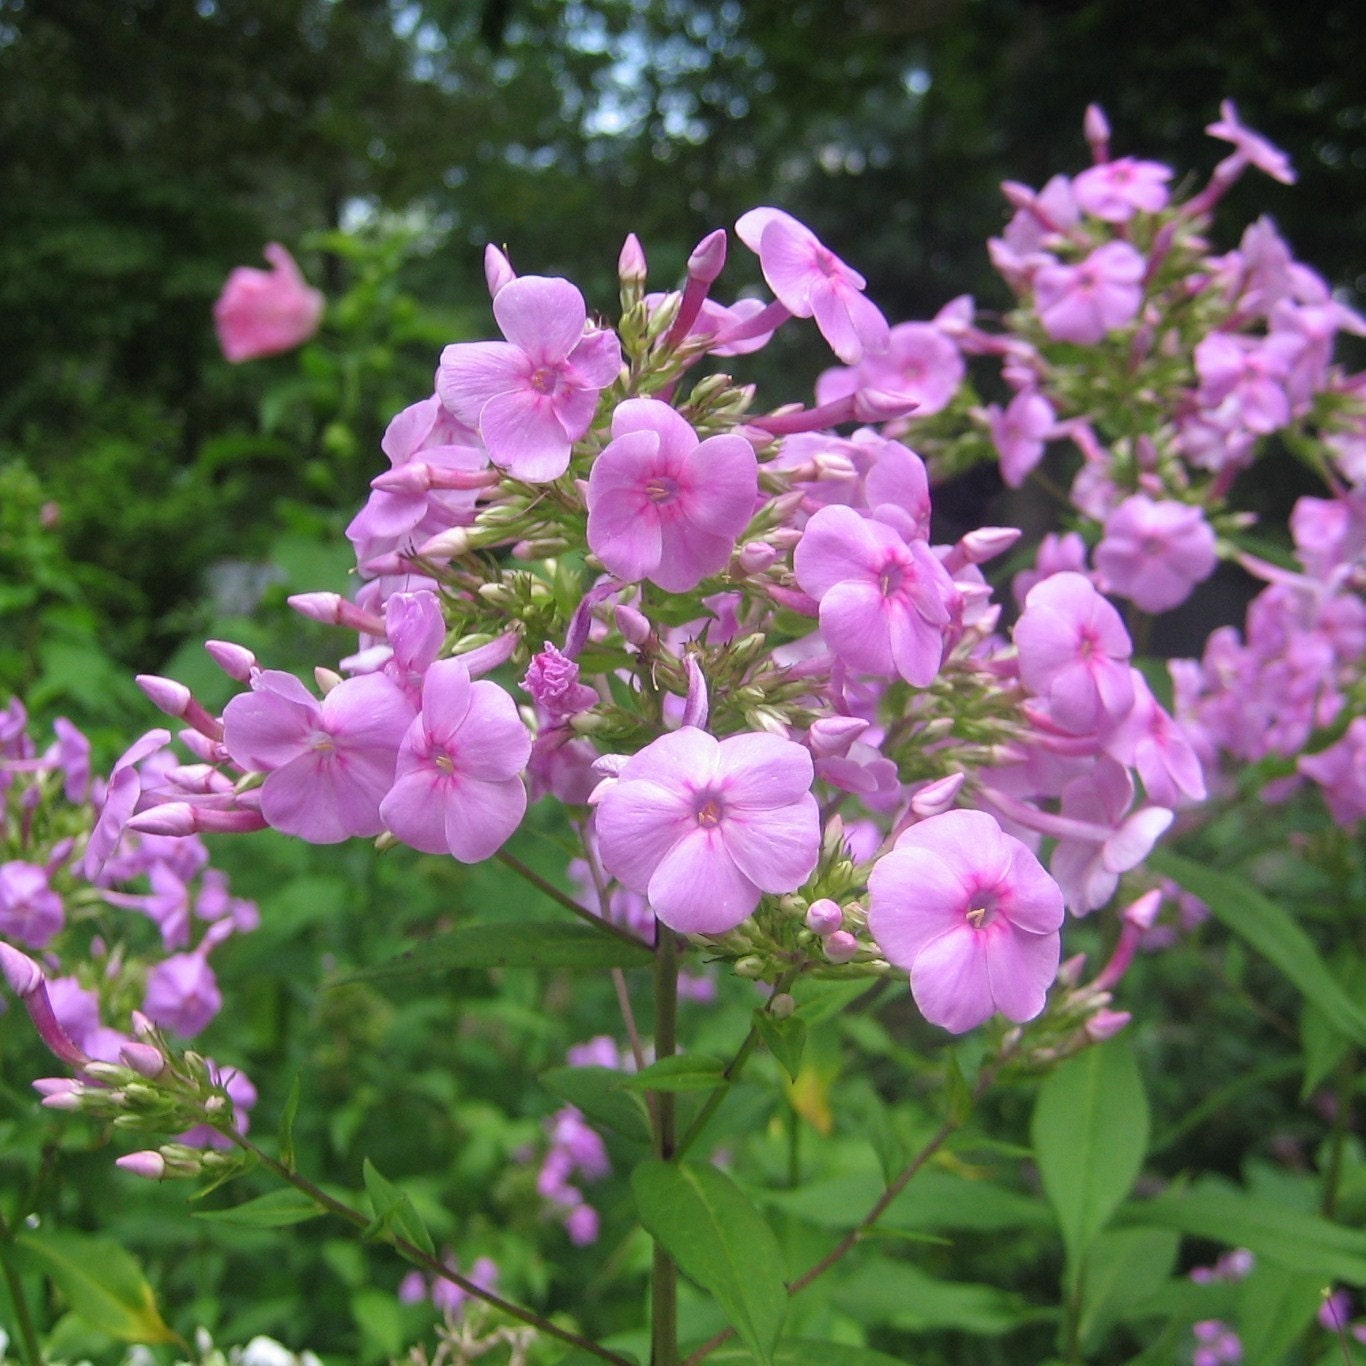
[76,200,1214,1053]
[0,699,258,1155]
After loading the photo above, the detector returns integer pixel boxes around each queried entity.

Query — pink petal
[568,328,626,389]
[720,795,820,894]
[652,524,730,592]
[867,845,973,966]
[479,388,572,481]
[442,774,527,862]
[595,779,696,891]
[715,733,815,808]
[982,923,1059,1023]
[648,828,759,934]
[886,600,945,687]
[261,755,365,843]
[909,928,997,1033]
[492,276,586,361]
[417,659,473,741]
[380,767,451,854]
[793,505,885,599]
[447,681,532,781]
[818,579,895,675]
[677,434,758,537]
[436,342,526,426]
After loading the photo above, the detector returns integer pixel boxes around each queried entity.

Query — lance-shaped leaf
[632,1158,786,1365]
[1032,1035,1149,1276]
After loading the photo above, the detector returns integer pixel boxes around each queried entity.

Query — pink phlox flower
[991,176,1080,289]
[1094,495,1218,613]
[586,398,758,592]
[736,207,889,363]
[1048,759,1174,914]
[1034,241,1145,346]
[1103,670,1207,808]
[143,950,222,1038]
[379,658,531,862]
[1014,572,1135,735]
[48,718,91,804]
[862,441,933,542]
[1206,100,1297,185]
[213,243,324,363]
[1299,718,1366,827]
[523,642,599,720]
[989,388,1055,488]
[436,275,623,482]
[793,504,960,687]
[1195,331,1300,434]
[84,729,173,881]
[767,430,872,513]
[195,867,260,933]
[867,809,1064,1034]
[0,861,63,949]
[527,727,602,806]
[593,727,820,936]
[374,589,446,698]
[222,670,415,844]
[1012,531,1091,609]
[1174,409,1258,476]
[99,861,194,950]
[1191,1319,1244,1366]
[818,321,965,418]
[1072,157,1172,221]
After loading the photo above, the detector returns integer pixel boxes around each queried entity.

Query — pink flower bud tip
[959,526,1022,564]
[119,1042,168,1079]
[35,1079,84,1111]
[1084,103,1110,147]
[618,233,648,285]
[1123,888,1163,930]
[909,772,965,818]
[1084,1009,1131,1043]
[805,898,844,937]
[484,244,516,297]
[136,674,192,718]
[822,930,859,964]
[117,1151,168,1181]
[0,941,43,997]
[686,228,727,284]
[205,640,257,681]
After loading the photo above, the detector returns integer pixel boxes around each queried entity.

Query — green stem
[651,928,679,1366]
[495,849,651,951]
[232,1137,631,1365]
[0,1222,45,1366]
[1321,1052,1357,1221]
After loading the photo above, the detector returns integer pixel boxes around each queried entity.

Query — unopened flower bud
[823,931,859,965]
[116,1151,167,1181]
[910,772,965,817]
[734,956,766,979]
[958,526,1022,565]
[618,233,648,287]
[119,1042,168,1080]
[1084,1009,1131,1043]
[614,604,652,645]
[0,942,43,997]
[1123,888,1162,929]
[205,640,257,682]
[484,244,516,297]
[737,542,777,574]
[686,228,727,285]
[805,899,843,937]
[769,993,795,1020]
[1084,103,1111,161]
[808,716,868,759]
[136,674,193,718]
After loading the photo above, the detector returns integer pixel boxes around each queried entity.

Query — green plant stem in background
[0,1220,44,1366]
[1321,1052,1358,1221]
[651,928,680,1366]
[233,1137,633,1366]
[495,848,651,951]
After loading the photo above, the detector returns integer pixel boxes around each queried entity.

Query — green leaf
[832,1257,1047,1334]
[541,1065,652,1143]
[702,1342,907,1365]
[17,1231,178,1345]
[334,920,653,984]
[362,1158,436,1258]
[1152,851,1366,1047]
[790,978,875,1025]
[632,1158,787,1365]
[1032,1036,1150,1276]
[1077,1227,1179,1351]
[1125,1183,1366,1284]
[621,1055,729,1092]
[755,1010,807,1083]
[194,1189,325,1229]
[279,1071,303,1171]
[1235,1261,1325,1364]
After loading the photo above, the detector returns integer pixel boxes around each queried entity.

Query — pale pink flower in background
[1206,100,1297,184]
[213,243,324,362]
[142,951,221,1037]
[380,659,531,862]
[1072,157,1172,221]
[594,728,819,935]
[0,862,63,949]
[868,809,1064,1033]
[1095,495,1218,613]
[1034,242,1145,345]
[817,322,964,416]
[222,671,414,844]
[1299,718,1366,827]
[1014,572,1134,734]
[736,207,889,363]
[586,398,757,592]
[1194,331,1300,434]
[989,389,1055,487]
[794,503,959,687]
[1105,671,1207,808]
[436,275,622,482]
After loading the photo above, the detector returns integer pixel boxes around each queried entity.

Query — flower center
[645,475,679,505]
[529,366,560,396]
[965,887,998,930]
[878,559,908,598]
[693,790,726,828]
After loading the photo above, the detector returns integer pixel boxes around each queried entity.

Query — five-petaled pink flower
[868,809,1064,1034]
[736,208,889,364]
[1034,242,1145,345]
[380,659,532,862]
[1072,157,1173,222]
[436,275,623,482]
[586,398,758,591]
[1095,495,1218,613]
[594,728,820,935]
[794,503,960,687]
[213,244,324,363]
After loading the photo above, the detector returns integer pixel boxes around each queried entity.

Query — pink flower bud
[484,244,516,297]
[909,772,965,818]
[614,604,652,646]
[1084,103,1111,161]
[737,542,777,574]
[213,244,323,363]
[822,930,859,964]
[35,1079,85,1111]
[0,941,43,997]
[686,229,727,285]
[136,675,192,718]
[1084,1008,1131,1043]
[618,233,648,286]
[116,1150,168,1181]
[958,526,1022,565]
[205,640,257,682]
[1123,888,1163,929]
[808,716,869,758]
[119,1042,168,1079]
[805,898,844,936]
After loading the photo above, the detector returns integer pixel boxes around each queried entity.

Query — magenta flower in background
[794,503,959,687]
[436,275,623,482]
[1014,572,1135,734]
[379,658,532,862]
[1072,157,1172,221]
[1034,241,1145,345]
[594,727,820,935]
[523,643,599,720]
[818,321,964,417]
[0,861,64,949]
[585,398,758,592]
[1206,100,1297,184]
[1095,495,1219,613]
[868,809,1064,1033]
[213,243,324,363]
[736,207,889,363]
[222,671,414,844]
[989,389,1055,488]
[143,951,222,1038]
